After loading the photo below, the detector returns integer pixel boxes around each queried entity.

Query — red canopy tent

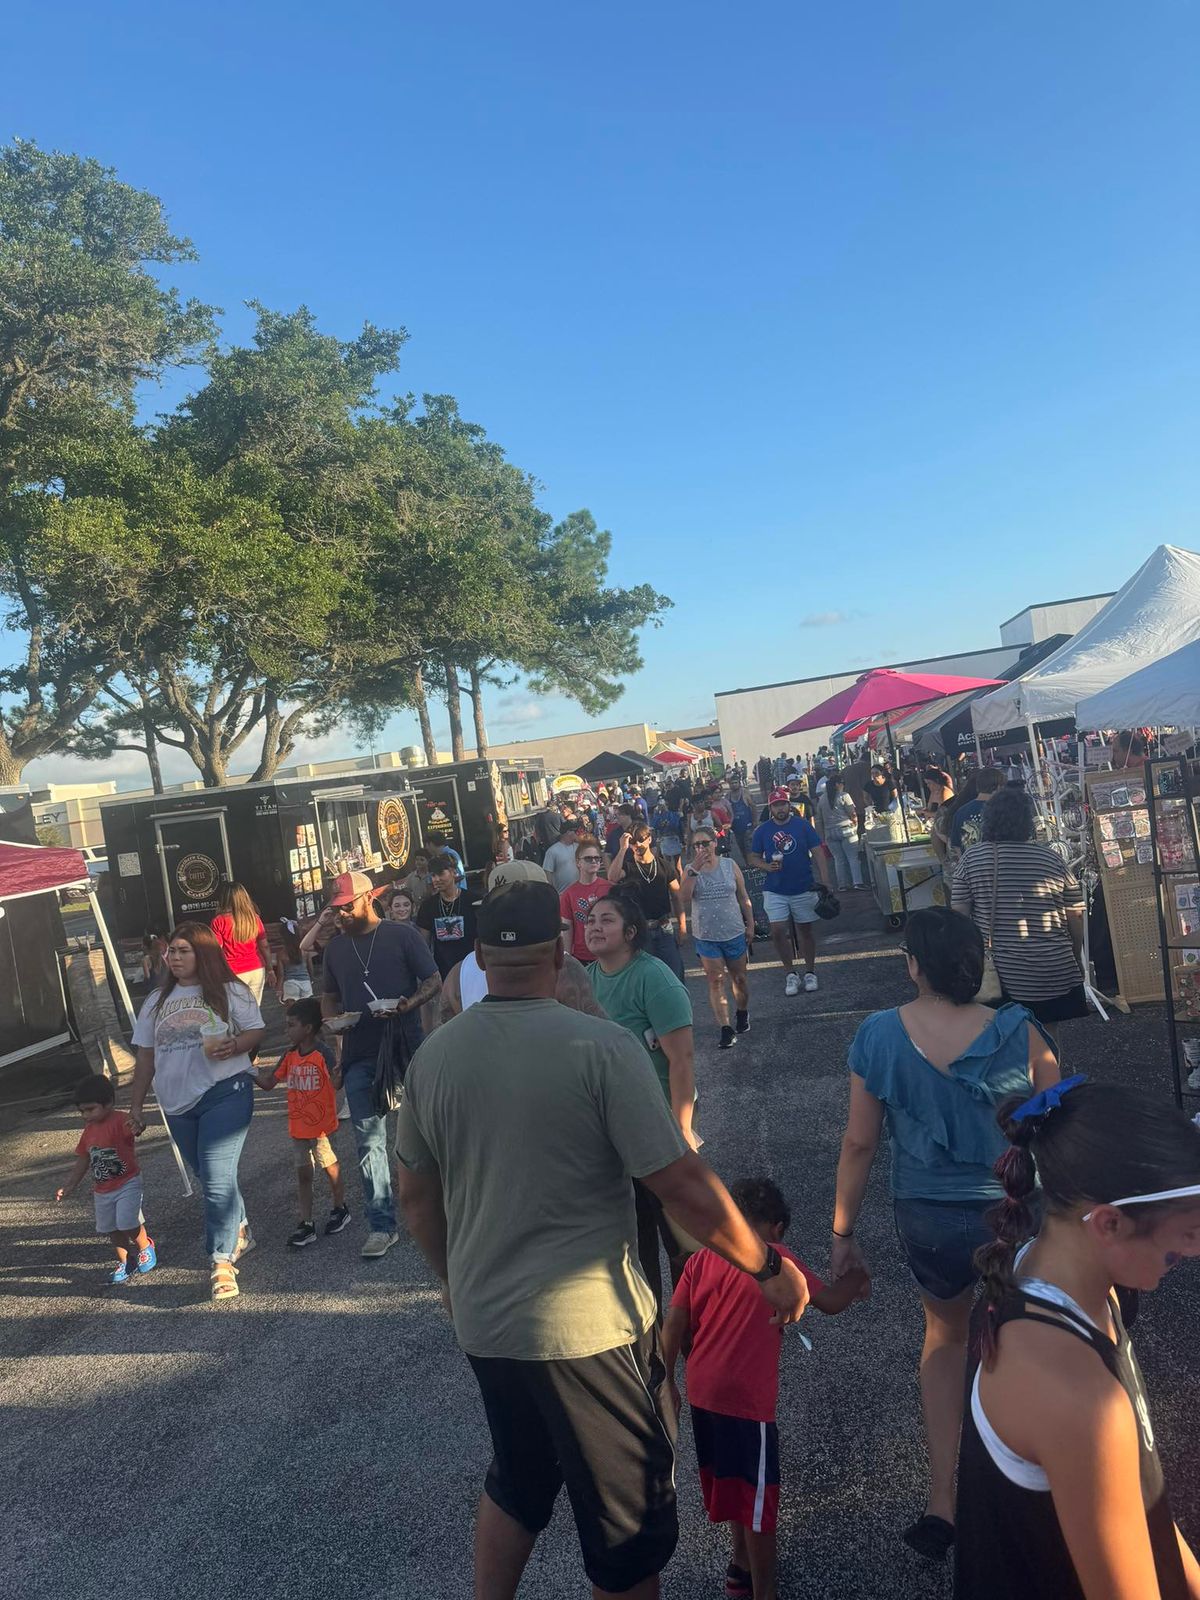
[0,840,89,901]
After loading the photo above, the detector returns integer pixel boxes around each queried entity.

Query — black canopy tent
[915,636,1073,760]
[575,751,650,783]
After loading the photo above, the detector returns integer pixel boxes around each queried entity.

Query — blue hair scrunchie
[1010,1073,1089,1124]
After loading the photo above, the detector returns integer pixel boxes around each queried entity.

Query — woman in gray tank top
[680,827,756,1050]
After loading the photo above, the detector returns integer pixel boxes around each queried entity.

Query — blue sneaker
[137,1239,157,1275]
[109,1264,131,1285]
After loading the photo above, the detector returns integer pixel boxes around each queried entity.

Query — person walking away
[830,907,1059,1561]
[416,852,481,983]
[951,787,1088,1042]
[211,881,275,1007]
[252,998,350,1246]
[559,835,611,961]
[749,789,833,996]
[651,797,685,869]
[662,1177,868,1600]
[607,822,687,980]
[128,922,265,1300]
[56,1073,155,1284]
[585,889,697,1314]
[956,1080,1200,1599]
[755,755,773,803]
[321,871,441,1258]
[816,773,864,891]
[681,829,755,1049]
[275,917,315,1006]
[540,821,580,893]
[395,880,811,1600]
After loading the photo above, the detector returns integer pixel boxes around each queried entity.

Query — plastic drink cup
[200,1020,229,1058]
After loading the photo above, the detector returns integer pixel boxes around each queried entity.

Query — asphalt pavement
[2,892,1198,1600]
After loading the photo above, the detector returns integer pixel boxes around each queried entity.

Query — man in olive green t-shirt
[396,881,810,1600]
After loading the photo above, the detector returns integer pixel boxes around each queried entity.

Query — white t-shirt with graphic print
[132,981,264,1115]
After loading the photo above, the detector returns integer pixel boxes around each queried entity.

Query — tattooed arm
[400,970,442,1016]
[556,953,607,1018]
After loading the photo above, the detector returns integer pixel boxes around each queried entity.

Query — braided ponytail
[976,1096,1042,1364]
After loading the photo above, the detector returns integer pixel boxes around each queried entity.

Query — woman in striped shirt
[951,787,1088,1037]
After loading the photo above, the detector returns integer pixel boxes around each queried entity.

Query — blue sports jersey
[751,814,821,895]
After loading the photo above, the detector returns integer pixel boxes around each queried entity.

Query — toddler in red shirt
[252,999,350,1248]
[55,1074,155,1286]
[662,1176,868,1600]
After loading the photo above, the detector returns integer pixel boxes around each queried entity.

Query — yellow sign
[377,797,412,869]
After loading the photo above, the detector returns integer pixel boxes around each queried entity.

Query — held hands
[830,1233,868,1284]
[761,1257,810,1326]
[126,1112,147,1137]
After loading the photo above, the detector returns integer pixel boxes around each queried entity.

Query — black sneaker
[323,1206,352,1236]
[288,1222,318,1249]
[719,1025,737,1050]
[735,1009,750,1034]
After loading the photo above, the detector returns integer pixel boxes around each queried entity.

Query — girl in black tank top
[955,1077,1200,1599]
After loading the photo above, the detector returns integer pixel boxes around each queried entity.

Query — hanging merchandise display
[1143,757,1200,1106]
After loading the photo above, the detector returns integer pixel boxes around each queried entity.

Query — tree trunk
[141,707,165,795]
[0,736,23,787]
[468,662,489,757]
[413,663,435,765]
[442,656,465,761]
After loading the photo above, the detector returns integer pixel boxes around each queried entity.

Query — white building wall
[1000,595,1112,647]
[716,645,1025,764]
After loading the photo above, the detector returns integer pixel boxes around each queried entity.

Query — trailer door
[154,810,233,925]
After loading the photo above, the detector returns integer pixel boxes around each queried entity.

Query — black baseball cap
[476,881,562,948]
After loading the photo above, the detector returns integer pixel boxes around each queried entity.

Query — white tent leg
[975,733,984,765]
[86,886,193,1199]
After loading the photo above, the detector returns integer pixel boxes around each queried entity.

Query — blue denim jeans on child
[165,1071,254,1263]
[341,1057,396,1234]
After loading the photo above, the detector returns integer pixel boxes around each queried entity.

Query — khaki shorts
[292,1133,337,1169]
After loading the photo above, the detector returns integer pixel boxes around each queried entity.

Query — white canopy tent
[1076,638,1200,731]
[971,544,1200,735]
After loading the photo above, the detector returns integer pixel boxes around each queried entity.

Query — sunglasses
[580,854,603,863]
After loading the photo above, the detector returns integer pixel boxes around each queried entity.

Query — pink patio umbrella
[776,668,1004,840]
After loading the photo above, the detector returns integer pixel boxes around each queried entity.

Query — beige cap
[487,859,550,891]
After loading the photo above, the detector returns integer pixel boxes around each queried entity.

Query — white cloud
[799,610,854,628]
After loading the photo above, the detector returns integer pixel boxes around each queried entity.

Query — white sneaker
[361,1231,399,1259]
[803,972,819,992]
[784,973,801,997]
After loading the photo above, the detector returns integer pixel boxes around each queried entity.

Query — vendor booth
[0,802,87,1069]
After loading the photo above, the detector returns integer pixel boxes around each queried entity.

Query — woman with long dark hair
[831,907,1059,1561]
[584,887,697,1314]
[957,1080,1200,1598]
[211,881,274,1005]
[128,921,265,1300]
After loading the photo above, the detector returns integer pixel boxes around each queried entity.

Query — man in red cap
[321,871,441,1258]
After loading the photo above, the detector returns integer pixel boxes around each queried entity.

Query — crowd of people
[52,741,1200,1600]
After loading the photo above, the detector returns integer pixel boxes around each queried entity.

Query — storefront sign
[377,796,412,868]
[176,853,221,900]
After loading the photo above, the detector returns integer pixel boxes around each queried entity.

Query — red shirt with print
[75,1111,141,1194]
[559,879,611,962]
[671,1244,824,1422]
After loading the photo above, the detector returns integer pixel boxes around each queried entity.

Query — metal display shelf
[1144,755,1200,1107]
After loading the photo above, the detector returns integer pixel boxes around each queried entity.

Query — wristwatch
[749,1244,782,1282]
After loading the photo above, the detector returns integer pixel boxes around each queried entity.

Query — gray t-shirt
[541,840,580,893]
[397,996,688,1361]
[132,981,263,1116]
[323,919,438,1067]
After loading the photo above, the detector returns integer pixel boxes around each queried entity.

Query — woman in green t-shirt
[585,887,697,1314]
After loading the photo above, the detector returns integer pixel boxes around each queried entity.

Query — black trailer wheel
[886,912,905,931]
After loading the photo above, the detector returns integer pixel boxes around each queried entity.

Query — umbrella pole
[886,720,910,842]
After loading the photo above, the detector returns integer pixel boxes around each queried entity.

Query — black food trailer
[100,757,548,953]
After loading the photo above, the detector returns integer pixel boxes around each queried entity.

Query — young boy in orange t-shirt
[253,999,349,1247]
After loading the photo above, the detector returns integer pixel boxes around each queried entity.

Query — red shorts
[691,1405,780,1534]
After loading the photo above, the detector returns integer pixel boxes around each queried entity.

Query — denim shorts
[892,1196,995,1301]
[693,933,748,962]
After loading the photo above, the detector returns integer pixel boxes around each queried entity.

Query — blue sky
[9,1,1199,784]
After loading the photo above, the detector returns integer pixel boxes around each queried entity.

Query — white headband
[1082,1183,1200,1220]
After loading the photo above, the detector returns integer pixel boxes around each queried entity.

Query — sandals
[903,1514,955,1561]
[210,1261,239,1301]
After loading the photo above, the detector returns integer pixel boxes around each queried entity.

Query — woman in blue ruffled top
[830,907,1061,1566]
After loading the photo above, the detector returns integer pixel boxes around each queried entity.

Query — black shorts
[467,1327,678,1592]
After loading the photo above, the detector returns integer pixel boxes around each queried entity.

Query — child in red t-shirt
[55,1073,155,1286]
[252,999,349,1247]
[662,1176,868,1600]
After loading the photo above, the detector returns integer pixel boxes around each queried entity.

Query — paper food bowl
[324,1012,362,1034]
[367,998,401,1015]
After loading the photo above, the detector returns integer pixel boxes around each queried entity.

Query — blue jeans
[645,924,685,981]
[166,1072,254,1263]
[342,1058,395,1234]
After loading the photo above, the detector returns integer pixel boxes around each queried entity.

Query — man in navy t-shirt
[749,788,832,997]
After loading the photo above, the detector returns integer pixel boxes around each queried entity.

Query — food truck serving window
[314,792,380,877]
